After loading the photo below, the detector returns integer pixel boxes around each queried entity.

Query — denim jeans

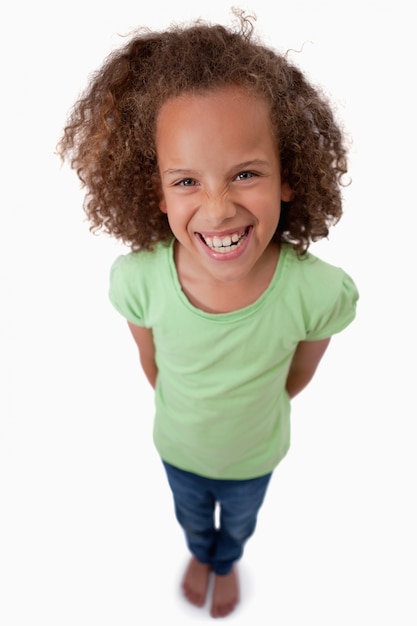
[162,461,272,575]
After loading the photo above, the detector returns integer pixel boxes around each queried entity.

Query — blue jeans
[162,461,272,575]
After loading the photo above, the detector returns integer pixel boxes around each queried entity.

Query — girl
[58,12,359,619]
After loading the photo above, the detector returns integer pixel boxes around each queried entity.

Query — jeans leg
[162,462,217,565]
[211,473,272,575]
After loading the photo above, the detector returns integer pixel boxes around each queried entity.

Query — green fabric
[109,239,359,479]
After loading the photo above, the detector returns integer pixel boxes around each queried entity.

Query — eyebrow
[162,159,270,176]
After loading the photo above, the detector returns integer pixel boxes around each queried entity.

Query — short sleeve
[109,254,146,326]
[305,271,359,341]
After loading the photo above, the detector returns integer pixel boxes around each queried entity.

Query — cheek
[161,193,195,223]
[253,187,281,220]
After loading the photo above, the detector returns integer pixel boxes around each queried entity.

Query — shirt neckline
[166,238,290,321]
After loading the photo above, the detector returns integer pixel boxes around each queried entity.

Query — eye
[176,178,198,187]
[235,171,255,181]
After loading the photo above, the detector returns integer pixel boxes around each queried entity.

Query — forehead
[156,86,272,140]
[155,86,279,175]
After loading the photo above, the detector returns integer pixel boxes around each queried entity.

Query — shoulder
[110,240,172,277]
[281,245,359,339]
[283,245,357,295]
[109,240,173,325]
[284,245,341,276]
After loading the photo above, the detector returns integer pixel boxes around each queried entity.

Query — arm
[127,322,158,389]
[286,338,331,399]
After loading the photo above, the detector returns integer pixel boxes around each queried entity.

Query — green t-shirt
[109,239,359,479]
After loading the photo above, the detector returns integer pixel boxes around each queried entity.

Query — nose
[200,193,237,226]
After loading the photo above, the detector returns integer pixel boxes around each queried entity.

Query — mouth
[197,227,250,254]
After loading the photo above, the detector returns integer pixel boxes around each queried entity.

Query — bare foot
[210,567,239,618]
[182,557,211,607]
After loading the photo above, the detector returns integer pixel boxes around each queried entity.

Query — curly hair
[57,11,348,254]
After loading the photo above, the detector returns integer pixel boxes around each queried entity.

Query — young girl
[58,12,359,619]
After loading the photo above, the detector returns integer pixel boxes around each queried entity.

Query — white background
[2,1,416,624]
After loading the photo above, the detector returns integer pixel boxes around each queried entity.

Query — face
[156,86,293,284]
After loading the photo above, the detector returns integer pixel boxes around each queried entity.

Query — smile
[198,227,250,254]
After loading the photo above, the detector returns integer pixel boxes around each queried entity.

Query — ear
[152,172,168,214]
[159,198,168,214]
[281,181,294,202]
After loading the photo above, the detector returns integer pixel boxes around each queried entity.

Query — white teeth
[201,230,247,252]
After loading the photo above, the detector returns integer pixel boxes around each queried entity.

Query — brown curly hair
[57,11,348,253]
